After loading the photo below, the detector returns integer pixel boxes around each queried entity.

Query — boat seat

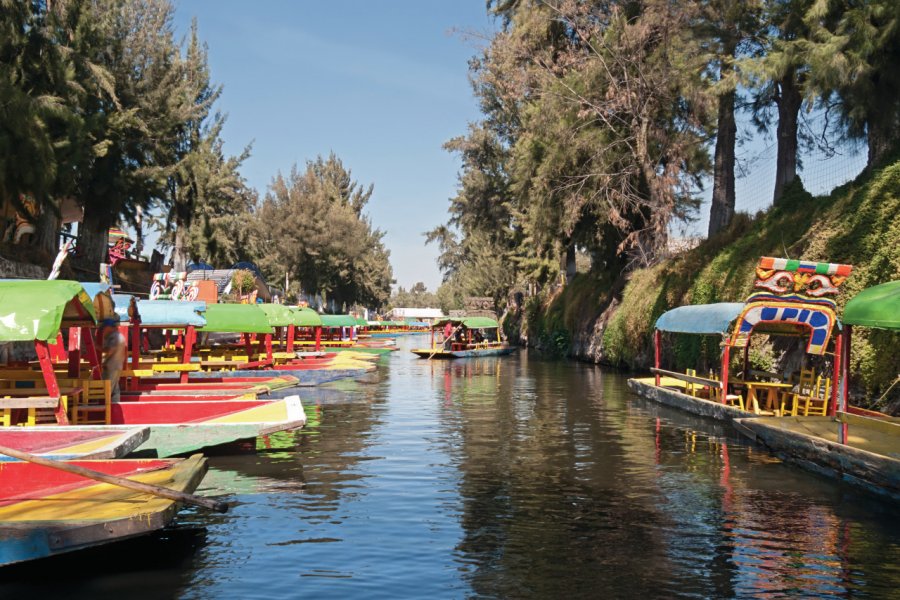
[68,379,111,425]
[794,375,831,416]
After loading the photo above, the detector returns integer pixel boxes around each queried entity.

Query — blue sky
[171,1,498,292]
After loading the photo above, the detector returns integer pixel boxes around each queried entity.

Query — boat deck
[746,416,900,459]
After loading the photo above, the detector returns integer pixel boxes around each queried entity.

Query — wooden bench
[650,368,745,409]
[151,363,202,373]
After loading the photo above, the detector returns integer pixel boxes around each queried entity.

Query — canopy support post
[315,326,322,352]
[67,327,82,378]
[830,332,842,417]
[180,326,196,384]
[36,340,68,425]
[838,325,851,444]
[654,330,661,386]
[287,324,295,353]
[721,344,731,405]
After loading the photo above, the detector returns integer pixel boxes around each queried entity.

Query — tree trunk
[35,200,60,257]
[78,207,113,281]
[867,119,895,168]
[772,71,802,205]
[134,205,144,258]
[565,242,576,284]
[708,86,737,237]
[172,220,188,272]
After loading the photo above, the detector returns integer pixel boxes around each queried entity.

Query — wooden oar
[429,324,464,359]
[0,444,228,513]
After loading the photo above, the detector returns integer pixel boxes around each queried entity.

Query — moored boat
[0,426,148,461]
[0,454,208,566]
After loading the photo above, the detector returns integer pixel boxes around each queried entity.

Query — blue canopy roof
[655,302,745,335]
[134,300,207,328]
[80,282,111,299]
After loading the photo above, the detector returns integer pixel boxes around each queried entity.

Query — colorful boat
[411,317,515,359]
[629,257,856,421]
[733,279,900,499]
[0,426,148,461]
[111,396,307,457]
[0,454,207,566]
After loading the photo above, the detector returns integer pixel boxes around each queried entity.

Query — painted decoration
[731,301,837,355]
[149,272,201,301]
[748,256,853,309]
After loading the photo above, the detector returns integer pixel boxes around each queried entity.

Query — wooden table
[739,381,794,415]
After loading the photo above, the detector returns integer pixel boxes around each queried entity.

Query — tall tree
[803,0,900,167]
[57,0,184,276]
[255,155,393,309]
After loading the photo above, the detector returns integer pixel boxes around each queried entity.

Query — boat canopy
[0,280,96,341]
[259,304,295,327]
[135,300,207,328]
[434,316,500,329]
[320,314,358,328]
[655,303,745,335]
[843,280,900,330]
[354,316,368,326]
[198,303,273,334]
[291,307,322,327]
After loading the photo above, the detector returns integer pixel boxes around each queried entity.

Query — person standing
[101,317,126,403]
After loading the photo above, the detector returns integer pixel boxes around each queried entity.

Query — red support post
[180,326,196,384]
[36,340,68,425]
[82,326,102,380]
[721,344,731,405]
[315,326,322,352]
[287,324,296,352]
[265,334,273,365]
[67,327,82,378]
[829,332,842,416]
[654,330,661,386]
[839,326,852,444]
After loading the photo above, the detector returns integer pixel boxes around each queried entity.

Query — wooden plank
[650,368,719,387]
[837,411,900,434]
[151,363,201,372]
[0,397,59,408]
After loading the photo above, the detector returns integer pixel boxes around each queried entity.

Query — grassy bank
[523,157,900,408]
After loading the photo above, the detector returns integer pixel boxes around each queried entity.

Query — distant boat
[411,317,515,359]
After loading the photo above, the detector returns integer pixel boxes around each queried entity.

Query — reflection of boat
[0,454,207,567]
[0,426,148,461]
[412,317,515,359]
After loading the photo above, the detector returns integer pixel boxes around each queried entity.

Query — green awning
[320,314,358,328]
[844,281,900,330]
[0,280,96,341]
[198,303,274,334]
[290,307,322,327]
[354,316,368,326]
[259,303,296,327]
[434,316,499,329]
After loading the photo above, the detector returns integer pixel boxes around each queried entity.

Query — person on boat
[443,321,453,350]
[101,316,126,403]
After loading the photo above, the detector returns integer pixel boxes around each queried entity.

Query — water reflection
[2,342,899,598]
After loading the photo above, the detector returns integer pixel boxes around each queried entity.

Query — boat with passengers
[411,317,515,359]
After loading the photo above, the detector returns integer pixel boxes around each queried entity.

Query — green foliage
[231,269,255,295]
[389,282,439,309]
[253,154,393,309]
[604,158,900,402]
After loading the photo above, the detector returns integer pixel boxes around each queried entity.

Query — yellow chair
[794,375,831,416]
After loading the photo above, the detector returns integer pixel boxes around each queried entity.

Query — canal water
[3,337,900,598]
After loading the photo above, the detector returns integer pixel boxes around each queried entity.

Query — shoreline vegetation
[505,159,899,413]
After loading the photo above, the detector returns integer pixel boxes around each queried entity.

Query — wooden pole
[654,330,661,386]
[829,332,842,416]
[0,445,228,513]
[721,344,731,405]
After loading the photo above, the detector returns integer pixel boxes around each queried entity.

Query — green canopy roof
[259,303,295,327]
[291,307,322,327]
[320,314,358,328]
[198,303,274,334]
[434,316,499,329]
[0,280,96,341]
[354,316,367,326]
[843,281,900,330]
